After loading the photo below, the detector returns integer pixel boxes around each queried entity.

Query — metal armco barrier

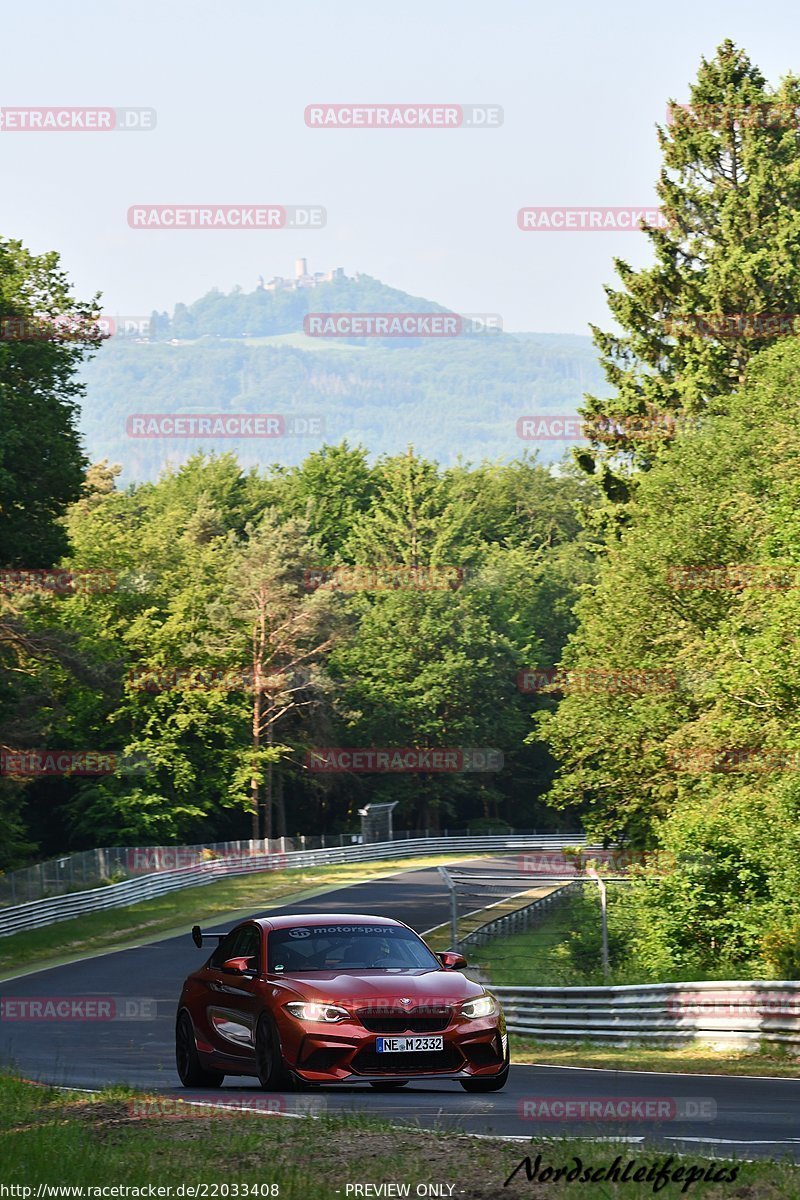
[0,834,586,937]
[492,980,800,1050]
[462,880,582,947]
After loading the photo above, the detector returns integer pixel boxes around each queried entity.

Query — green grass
[1,1073,799,1198]
[471,893,581,985]
[511,1037,800,1076]
[0,853,476,980]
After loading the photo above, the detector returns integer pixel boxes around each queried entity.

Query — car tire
[369,1080,409,1089]
[176,1012,224,1088]
[460,1046,510,1093]
[255,1013,289,1090]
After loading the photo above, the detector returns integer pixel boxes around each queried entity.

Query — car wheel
[460,1047,510,1093]
[255,1013,289,1090]
[176,1012,224,1088]
[369,1080,409,1089]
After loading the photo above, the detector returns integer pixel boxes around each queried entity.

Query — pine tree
[0,238,102,565]
[344,447,474,569]
[579,41,800,511]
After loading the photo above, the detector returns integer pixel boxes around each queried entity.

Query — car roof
[249,913,406,931]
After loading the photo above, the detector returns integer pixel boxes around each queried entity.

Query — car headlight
[461,994,497,1019]
[284,1001,350,1023]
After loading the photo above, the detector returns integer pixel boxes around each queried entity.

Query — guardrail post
[438,866,459,951]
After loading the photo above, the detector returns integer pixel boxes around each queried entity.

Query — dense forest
[79,323,606,482]
[0,432,597,862]
[3,40,800,978]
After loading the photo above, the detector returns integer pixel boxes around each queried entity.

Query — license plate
[375,1036,444,1053]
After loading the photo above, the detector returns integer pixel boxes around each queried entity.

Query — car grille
[356,1007,453,1033]
[352,1045,463,1075]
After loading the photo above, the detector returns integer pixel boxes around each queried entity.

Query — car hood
[268,969,483,1005]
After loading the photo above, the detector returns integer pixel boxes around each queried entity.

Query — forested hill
[148,273,457,339]
[79,276,608,482]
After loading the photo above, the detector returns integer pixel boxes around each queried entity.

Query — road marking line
[665,1136,800,1145]
[520,1062,800,1083]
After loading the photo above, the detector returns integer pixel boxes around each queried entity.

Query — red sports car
[175,913,508,1091]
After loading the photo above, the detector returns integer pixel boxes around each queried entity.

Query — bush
[563,885,633,978]
[762,920,800,979]
[466,818,513,834]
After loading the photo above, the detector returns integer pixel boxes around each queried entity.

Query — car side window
[209,926,260,970]
[235,925,261,972]
[209,929,239,969]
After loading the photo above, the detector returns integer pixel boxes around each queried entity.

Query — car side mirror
[221,956,255,975]
[437,951,468,970]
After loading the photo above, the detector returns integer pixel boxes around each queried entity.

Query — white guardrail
[0,834,586,938]
[492,980,800,1050]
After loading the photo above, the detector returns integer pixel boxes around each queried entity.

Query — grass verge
[470,893,583,986]
[511,1037,800,1077]
[1,1073,799,1199]
[0,853,475,980]
[422,885,556,953]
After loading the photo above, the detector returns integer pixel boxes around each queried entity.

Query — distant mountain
[79,275,609,482]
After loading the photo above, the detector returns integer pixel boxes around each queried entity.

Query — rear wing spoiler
[192,924,227,948]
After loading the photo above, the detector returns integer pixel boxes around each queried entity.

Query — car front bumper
[282,1016,508,1083]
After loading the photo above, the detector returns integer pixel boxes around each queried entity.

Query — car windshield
[267,923,440,973]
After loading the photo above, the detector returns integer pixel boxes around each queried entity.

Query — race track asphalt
[2,857,799,1161]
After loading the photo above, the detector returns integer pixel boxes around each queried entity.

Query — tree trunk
[263,720,274,842]
[251,685,261,839]
[275,767,286,838]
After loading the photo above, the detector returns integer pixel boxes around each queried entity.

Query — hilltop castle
[257,259,348,293]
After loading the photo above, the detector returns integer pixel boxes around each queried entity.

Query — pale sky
[2,0,799,333]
